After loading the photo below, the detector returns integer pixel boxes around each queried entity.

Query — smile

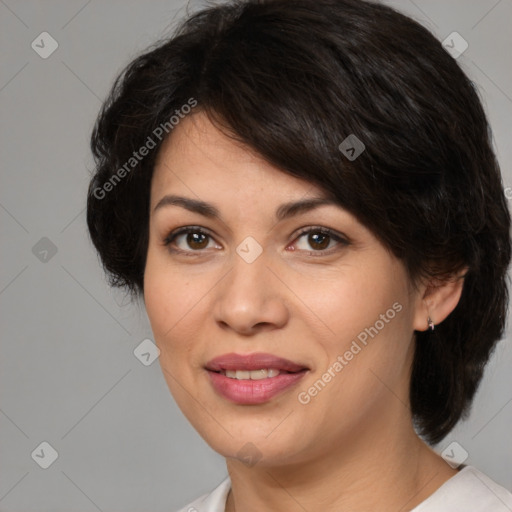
[205,352,309,404]
[222,369,281,379]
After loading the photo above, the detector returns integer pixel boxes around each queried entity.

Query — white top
[175,465,512,512]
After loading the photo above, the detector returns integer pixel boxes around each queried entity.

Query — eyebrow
[153,194,340,221]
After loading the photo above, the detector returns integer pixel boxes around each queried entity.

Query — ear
[412,268,468,331]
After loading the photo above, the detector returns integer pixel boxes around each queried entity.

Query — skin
[144,111,465,512]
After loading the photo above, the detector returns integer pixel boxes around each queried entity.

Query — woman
[86,0,512,510]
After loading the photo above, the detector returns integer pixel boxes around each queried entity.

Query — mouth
[204,352,309,404]
[217,368,294,380]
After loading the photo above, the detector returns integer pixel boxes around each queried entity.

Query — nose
[212,251,290,336]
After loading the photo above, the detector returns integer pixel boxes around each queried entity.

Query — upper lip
[205,352,309,373]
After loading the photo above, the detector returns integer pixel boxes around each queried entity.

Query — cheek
[144,250,189,347]
[143,249,214,377]
[299,260,407,339]
[144,265,196,398]
[306,259,414,387]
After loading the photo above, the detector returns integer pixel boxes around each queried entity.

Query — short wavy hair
[86,0,511,444]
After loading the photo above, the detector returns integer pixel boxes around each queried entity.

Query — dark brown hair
[86,0,511,444]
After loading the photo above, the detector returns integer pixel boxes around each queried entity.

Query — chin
[186,406,312,468]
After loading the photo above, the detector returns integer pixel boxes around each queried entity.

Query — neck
[225,405,457,512]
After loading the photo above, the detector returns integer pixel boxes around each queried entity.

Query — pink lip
[205,352,309,405]
[205,352,308,372]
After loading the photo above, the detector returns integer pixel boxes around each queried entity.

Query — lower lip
[206,370,307,404]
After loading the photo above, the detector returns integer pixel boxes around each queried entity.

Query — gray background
[1,1,511,510]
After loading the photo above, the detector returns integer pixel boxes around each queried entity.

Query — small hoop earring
[427,316,435,331]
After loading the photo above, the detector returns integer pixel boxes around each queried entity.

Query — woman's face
[144,112,426,467]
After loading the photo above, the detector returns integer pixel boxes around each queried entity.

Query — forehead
[151,111,328,205]
[156,111,259,164]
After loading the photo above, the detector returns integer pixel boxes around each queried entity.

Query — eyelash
[162,225,350,257]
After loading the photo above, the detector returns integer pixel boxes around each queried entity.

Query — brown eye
[292,227,349,255]
[307,232,330,250]
[185,232,209,250]
[164,227,217,253]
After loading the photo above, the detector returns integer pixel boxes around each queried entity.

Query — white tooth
[223,369,282,379]
[249,369,269,380]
